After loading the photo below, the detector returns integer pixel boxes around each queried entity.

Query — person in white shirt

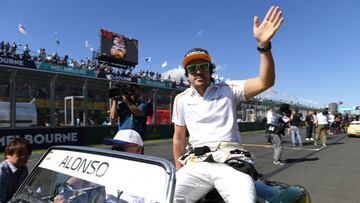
[315,109,330,146]
[328,112,335,134]
[172,6,284,203]
[265,107,274,144]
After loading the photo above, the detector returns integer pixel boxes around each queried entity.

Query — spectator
[267,103,291,165]
[62,54,69,65]
[10,42,17,58]
[37,48,46,61]
[102,111,111,125]
[0,138,32,202]
[265,107,274,144]
[110,84,149,142]
[334,114,342,134]
[290,108,303,147]
[51,52,59,63]
[5,42,10,56]
[328,112,335,134]
[104,129,144,154]
[23,44,30,59]
[80,59,85,68]
[341,113,349,133]
[68,59,75,67]
[0,41,4,55]
[97,64,107,78]
[305,111,315,141]
[44,114,51,127]
[315,108,330,146]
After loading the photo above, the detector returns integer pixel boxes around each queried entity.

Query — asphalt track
[5,129,360,203]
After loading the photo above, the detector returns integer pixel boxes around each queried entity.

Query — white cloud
[215,64,228,72]
[161,65,185,81]
[213,64,229,82]
[161,61,167,68]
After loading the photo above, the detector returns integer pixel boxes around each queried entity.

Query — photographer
[267,103,291,165]
[110,84,148,146]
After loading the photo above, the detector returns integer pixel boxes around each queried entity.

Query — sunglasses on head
[186,63,210,74]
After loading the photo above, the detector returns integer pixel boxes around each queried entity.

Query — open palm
[253,6,284,46]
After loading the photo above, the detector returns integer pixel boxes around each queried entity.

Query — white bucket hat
[104,129,143,147]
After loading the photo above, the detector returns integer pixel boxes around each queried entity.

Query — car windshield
[12,168,107,203]
[11,148,173,203]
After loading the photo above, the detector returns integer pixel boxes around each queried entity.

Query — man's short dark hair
[4,138,32,158]
[279,103,291,115]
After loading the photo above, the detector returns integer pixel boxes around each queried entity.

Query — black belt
[230,149,252,157]
[190,146,211,156]
[190,146,251,158]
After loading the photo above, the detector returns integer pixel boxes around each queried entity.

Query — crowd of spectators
[0,40,187,87]
[0,41,31,60]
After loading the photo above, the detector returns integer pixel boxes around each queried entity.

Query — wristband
[257,42,272,53]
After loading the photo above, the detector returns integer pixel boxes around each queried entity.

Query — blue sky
[1,0,360,108]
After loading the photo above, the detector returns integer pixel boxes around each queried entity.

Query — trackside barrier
[0,122,265,151]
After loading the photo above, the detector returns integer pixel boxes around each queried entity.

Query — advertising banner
[37,62,96,77]
[0,56,36,69]
[0,127,86,151]
[138,78,172,88]
[110,73,133,82]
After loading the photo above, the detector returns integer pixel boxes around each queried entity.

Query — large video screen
[98,29,138,67]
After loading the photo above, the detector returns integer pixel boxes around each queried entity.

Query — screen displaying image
[99,29,138,67]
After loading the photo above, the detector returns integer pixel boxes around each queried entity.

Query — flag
[161,61,167,68]
[18,24,27,35]
[145,57,151,63]
[55,32,60,45]
[85,40,91,48]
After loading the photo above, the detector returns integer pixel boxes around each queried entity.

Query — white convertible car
[9,146,310,203]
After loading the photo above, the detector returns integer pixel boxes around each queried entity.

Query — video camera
[108,83,133,98]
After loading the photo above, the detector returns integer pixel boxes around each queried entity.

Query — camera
[108,83,132,98]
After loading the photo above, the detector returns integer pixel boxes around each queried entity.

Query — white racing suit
[174,141,256,203]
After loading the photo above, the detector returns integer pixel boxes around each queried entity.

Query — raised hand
[253,6,284,47]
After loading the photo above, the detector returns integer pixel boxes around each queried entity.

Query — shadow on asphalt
[301,142,315,146]
[327,142,344,145]
[326,136,338,140]
[301,141,344,146]
[285,157,319,163]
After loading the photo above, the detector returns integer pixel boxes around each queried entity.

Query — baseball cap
[103,129,143,147]
[182,48,212,68]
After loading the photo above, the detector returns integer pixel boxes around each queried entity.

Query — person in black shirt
[5,42,10,56]
[0,138,32,202]
[290,109,303,147]
[0,41,4,55]
[305,111,314,141]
